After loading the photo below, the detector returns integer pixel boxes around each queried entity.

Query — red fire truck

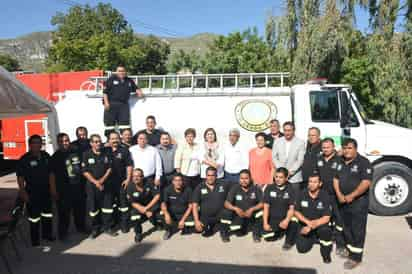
[0,70,103,160]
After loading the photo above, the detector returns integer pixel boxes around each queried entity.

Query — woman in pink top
[249,132,274,188]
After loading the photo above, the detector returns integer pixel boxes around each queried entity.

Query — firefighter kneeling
[220,169,263,243]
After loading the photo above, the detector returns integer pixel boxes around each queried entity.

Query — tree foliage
[46,3,169,74]
[0,53,20,71]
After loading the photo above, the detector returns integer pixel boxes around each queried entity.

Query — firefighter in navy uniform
[50,133,86,241]
[82,134,118,238]
[104,132,133,233]
[71,126,91,155]
[161,173,194,240]
[16,135,54,246]
[262,167,298,250]
[103,65,143,137]
[221,169,263,243]
[302,127,322,186]
[333,138,373,270]
[294,174,333,264]
[127,168,162,243]
[192,166,229,241]
[315,138,345,254]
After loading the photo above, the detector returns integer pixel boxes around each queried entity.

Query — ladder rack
[88,72,290,96]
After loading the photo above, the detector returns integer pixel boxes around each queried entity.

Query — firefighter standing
[104,132,133,233]
[334,138,372,270]
[50,133,86,241]
[16,135,54,246]
[103,65,143,137]
[315,138,345,254]
[82,134,118,238]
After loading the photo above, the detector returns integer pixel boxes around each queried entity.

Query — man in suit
[272,121,305,194]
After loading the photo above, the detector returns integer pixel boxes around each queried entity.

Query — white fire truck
[54,72,412,216]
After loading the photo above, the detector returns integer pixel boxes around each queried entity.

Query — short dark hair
[133,168,144,176]
[342,138,358,149]
[255,132,266,139]
[160,131,170,138]
[308,127,320,135]
[270,119,280,125]
[308,173,321,181]
[321,137,335,145]
[206,166,217,175]
[28,135,42,145]
[57,132,69,140]
[276,167,289,177]
[283,121,295,130]
[203,128,217,142]
[75,126,88,136]
[239,169,251,177]
[184,128,196,137]
[109,131,120,139]
[172,173,183,181]
[116,65,126,70]
[121,128,132,135]
[89,134,101,142]
[137,131,147,139]
[146,115,156,123]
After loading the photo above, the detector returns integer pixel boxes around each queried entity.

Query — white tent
[0,66,59,150]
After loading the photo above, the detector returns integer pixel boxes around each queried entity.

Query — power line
[133,19,184,37]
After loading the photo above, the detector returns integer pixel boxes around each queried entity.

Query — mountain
[0,31,218,72]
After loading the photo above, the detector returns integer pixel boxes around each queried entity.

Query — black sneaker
[134,233,143,243]
[163,230,172,240]
[220,232,230,243]
[181,227,191,235]
[89,230,99,239]
[282,243,293,251]
[104,229,119,237]
[323,256,332,264]
[202,227,214,238]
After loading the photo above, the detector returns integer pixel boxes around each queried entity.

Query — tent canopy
[0,66,55,118]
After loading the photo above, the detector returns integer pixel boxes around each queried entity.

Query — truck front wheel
[370,161,412,216]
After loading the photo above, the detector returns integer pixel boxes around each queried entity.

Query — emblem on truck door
[235,100,278,132]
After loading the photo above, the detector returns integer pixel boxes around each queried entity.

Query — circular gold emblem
[235,99,278,132]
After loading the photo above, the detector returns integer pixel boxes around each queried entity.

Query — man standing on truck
[103,65,143,138]
[333,138,372,270]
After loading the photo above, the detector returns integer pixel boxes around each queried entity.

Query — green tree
[167,49,202,73]
[46,3,170,74]
[0,53,20,71]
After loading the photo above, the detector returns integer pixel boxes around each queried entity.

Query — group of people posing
[16,116,373,270]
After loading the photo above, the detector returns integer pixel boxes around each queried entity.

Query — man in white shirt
[222,128,249,188]
[129,132,162,186]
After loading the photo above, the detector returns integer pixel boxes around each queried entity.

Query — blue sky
[1,0,373,39]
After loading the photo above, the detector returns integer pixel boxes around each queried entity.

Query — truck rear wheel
[370,161,412,216]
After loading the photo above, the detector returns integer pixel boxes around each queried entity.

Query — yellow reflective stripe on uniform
[319,240,333,246]
[347,244,363,253]
[184,221,195,227]
[291,216,298,222]
[104,126,116,130]
[102,208,114,214]
[41,213,53,218]
[220,219,231,224]
[335,225,343,231]
[255,211,263,218]
[262,232,275,238]
[118,207,129,212]
[118,125,131,129]
[130,215,141,221]
[230,225,242,231]
[28,217,41,223]
[89,210,100,217]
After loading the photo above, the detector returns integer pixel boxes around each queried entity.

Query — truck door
[24,119,48,152]
[308,89,343,146]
